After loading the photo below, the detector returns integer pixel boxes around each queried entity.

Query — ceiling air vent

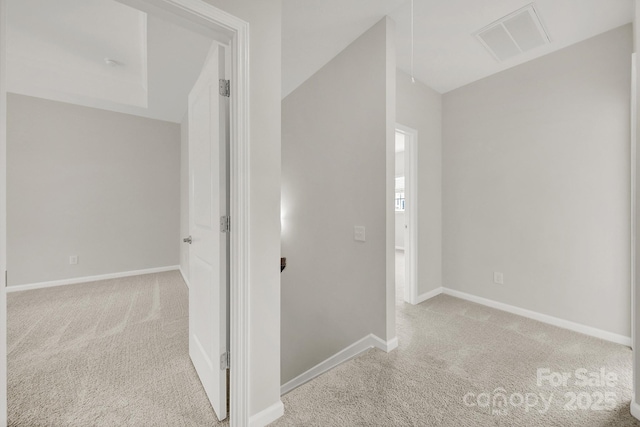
[475,3,551,62]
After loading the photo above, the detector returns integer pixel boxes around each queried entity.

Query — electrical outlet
[354,226,366,242]
[69,255,78,265]
[493,272,504,285]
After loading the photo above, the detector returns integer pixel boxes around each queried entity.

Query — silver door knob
[183,236,192,244]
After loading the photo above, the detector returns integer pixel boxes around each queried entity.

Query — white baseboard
[415,287,444,304]
[5,266,180,293]
[179,267,190,288]
[372,334,398,352]
[279,285,631,402]
[632,397,640,421]
[442,288,632,347]
[281,333,396,396]
[248,400,284,427]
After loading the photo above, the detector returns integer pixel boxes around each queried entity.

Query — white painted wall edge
[281,333,397,396]
[248,400,284,427]
[5,265,180,293]
[631,396,640,421]
[179,267,191,289]
[412,287,631,346]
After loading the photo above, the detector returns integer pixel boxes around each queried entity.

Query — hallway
[7,255,638,426]
[273,251,638,426]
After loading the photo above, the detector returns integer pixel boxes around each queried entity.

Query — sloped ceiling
[282,0,406,99]
[9,1,634,110]
[283,0,634,97]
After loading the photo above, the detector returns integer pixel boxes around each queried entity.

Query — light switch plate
[354,226,366,242]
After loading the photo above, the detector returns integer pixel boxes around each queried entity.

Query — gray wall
[443,25,632,337]
[205,0,283,417]
[7,93,180,286]
[281,18,394,384]
[396,69,443,295]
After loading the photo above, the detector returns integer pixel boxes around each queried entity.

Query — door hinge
[220,351,230,370]
[220,216,231,233]
[219,79,230,97]
[4,270,6,287]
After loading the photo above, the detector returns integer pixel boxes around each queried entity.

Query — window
[395,176,405,212]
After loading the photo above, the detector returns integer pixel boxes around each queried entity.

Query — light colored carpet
[8,271,226,427]
[8,257,640,426]
[271,251,640,426]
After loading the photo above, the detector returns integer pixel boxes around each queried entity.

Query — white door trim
[0,0,7,423]
[396,124,419,305]
[631,52,637,395]
[0,1,252,426]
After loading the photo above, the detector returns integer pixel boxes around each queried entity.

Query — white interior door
[188,43,229,421]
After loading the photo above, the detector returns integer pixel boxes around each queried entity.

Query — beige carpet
[8,271,226,427]
[8,257,640,426]
[272,251,640,426]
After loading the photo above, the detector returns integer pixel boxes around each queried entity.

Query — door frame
[632,52,637,390]
[631,48,639,420]
[0,0,7,424]
[0,1,252,426]
[396,124,418,305]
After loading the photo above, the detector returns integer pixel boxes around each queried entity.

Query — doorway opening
[395,124,418,305]
[0,0,251,425]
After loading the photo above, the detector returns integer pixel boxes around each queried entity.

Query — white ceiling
[8,1,634,112]
[282,0,406,98]
[8,0,149,109]
[283,0,634,97]
[7,0,215,123]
